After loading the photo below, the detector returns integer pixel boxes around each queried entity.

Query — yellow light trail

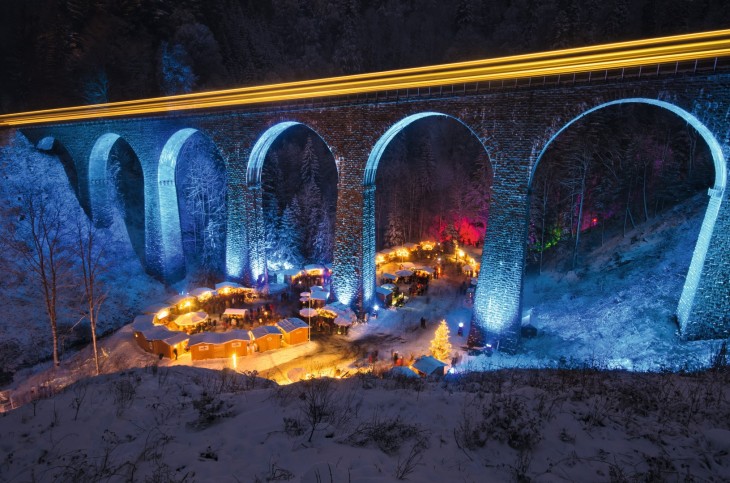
[2,29,730,127]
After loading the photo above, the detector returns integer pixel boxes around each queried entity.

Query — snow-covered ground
[357,192,723,374]
[0,134,166,378]
[2,364,729,482]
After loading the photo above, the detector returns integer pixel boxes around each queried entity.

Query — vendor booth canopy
[382,273,397,280]
[189,287,214,297]
[223,308,249,317]
[334,316,353,327]
[415,267,435,274]
[174,311,208,327]
[395,269,414,277]
[215,281,242,290]
[142,303,171,315]
[322,302,357,324]
[299,307,318,318]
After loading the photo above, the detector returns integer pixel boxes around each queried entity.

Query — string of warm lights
[2,29,730,127]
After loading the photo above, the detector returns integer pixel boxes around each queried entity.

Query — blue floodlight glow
[530,98,726,338]
[246,121,301,186]
[158,128,198,281]
[88,133,121,228]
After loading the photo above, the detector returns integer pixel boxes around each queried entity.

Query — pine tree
[430,320,452,363]
[276,200,303,268]
[313,208,334,263]
[384,210,405,247]
[300,136,319,184]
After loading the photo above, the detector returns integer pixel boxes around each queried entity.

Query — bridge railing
[294,56,730,111]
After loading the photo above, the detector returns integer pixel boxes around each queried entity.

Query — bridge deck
[2,29,730,127]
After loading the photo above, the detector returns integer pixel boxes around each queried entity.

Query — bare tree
[559,143,592,270]
[75,217,108,375]
[180,142,227,274]
[5,190,74,367]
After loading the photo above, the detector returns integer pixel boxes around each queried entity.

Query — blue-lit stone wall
[361,185,376,309]
[678,190,727,338]
[15,71,730,344]
[224,157,250,283]
[87,133,120,228]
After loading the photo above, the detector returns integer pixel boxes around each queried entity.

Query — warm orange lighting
[1,29,730,127]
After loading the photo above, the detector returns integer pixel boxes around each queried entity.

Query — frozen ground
[353,192,723,374]
[0,134,166,378]
[1,364,729,482]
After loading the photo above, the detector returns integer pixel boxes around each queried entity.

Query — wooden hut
[376,284,395,306]
[187,330,252,361]
[276,318,310,345]
[132,315,189,359]
[251,325,283,352]
[411,355,448,378]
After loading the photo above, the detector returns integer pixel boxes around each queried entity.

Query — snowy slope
[1,365,729,482]
[0,134,166,377]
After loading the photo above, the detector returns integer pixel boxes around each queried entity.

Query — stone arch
[360,111,492,308]
[89,132,147,265]
[88,133,122,228]
[239,121,338,284]
[158,128,226,282]
[529,98,727,338]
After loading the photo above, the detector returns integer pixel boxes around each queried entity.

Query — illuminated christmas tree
[430,320,452,363]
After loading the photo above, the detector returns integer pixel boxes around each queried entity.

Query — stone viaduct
[4,50,730,351]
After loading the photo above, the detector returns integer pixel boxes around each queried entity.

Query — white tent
[311,292,328,301]
[415,267,435,274]
[299,307,318,318]
[223,308,249,318]
[322,302,357,325]
[173,311,208,327]
[334,316,353,327]
[396,269,414,277]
